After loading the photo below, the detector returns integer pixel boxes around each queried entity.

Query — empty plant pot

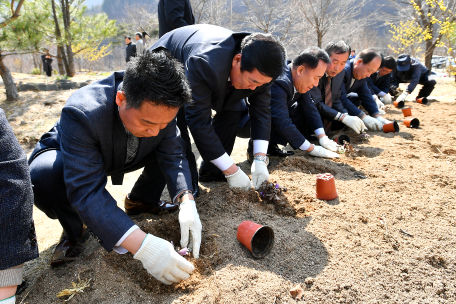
[315,173,338,200]
[403,118,420,128]
[334,134,351,144]
[383,121,400,133]
[393,100,405,108]
[416,97,428,104]
[402,107,412,117]
[237,221,274,259]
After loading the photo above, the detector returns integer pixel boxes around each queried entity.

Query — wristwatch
[254,155,269,165]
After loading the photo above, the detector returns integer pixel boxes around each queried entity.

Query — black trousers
[177,109,198,184]
[392,73,436,98]
[29,149,166,240]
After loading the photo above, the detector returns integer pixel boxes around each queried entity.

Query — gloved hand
[341,115,367,134]
[134,234,195,285]
[375,116,392,125]
[362,115,383,131]
[373,95,386,110]
[225,167,252,191]
[319,135,339,152]
[179,200,202,258]
[396,92,408,102]
[381,93,392,104]
[251,159,269,190]
[308,145,340,159]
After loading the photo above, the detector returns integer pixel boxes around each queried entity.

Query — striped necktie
[323,76,332,134]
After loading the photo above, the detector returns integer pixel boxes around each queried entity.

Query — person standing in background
[158,0,195,38]
[125,36,136,63]
[41,49,53,77]
[135,32,145,55]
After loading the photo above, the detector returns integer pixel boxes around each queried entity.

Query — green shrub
[31,68,41,75]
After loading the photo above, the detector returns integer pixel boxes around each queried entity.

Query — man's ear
[116,91,126,107]
[355,59,363,67]
[296,65,305,76]
[232,53,242,68]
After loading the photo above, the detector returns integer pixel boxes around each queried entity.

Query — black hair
[355,48,382,65]
[240,33,286,80]
[125,36,131,40]
[292,47,330,70]
[383,55,397,70]
[123,50,192,109]
[324,41,351,58]
[135,32,143,39]
[351,50,355,53]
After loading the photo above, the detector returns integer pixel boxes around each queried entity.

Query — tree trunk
[61,0,75,77]
[52,0,69,75]
[65,44,75,77]
[56,47,66,75]
[424,40,434,71]
[317,30,322,48]
[0,55,19,101]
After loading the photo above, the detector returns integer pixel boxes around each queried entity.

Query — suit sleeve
[297,93,325,132]
[406,63,422,93]
[270,82,307,149]
[308,86,339,121]
[390,70,399,88]
[340,82,364,118]
[247,85,271,142]
[378,75,391,94]
[155,118,192,200]
[366,76,381,95]
[164,0,191,30]
[356,81,379,116]
[184,56,226,161]
[59,106,135,252]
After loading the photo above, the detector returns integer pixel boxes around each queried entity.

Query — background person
[367,55,396,105]
[158,0,195,38]
[125,36,136,63]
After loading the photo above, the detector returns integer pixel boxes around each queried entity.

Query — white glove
[308,145,340,159]
[381,93,392,104]
[319,135,339,152]
[375,116,392,125]
[397,92,408,102]
[134,234,195,285]
[373,95,386,110]
[251,160,269,190]
[225,167,252,191]
[362,115,383,131]
[179,200,202,258]
[341,115,367,134]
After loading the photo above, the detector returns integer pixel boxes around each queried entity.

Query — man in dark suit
[309,41,367,135]
[125,36,136,63]
[28,51,200,285]
[367,55,396,105]
[343,49,391,131]
[391,54,436,103]
[0,109,39,304]
[151,25,286,191]
[158,0,195,38]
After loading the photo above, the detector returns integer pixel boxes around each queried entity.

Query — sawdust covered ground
[2,78,455,303]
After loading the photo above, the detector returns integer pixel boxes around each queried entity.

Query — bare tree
[190,0,210,24]
[122,3,159,44]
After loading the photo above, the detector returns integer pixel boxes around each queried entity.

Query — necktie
[323,76,332,134]
[125,129,139,165]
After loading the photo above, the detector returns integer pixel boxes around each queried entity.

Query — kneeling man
[29,51,201,285]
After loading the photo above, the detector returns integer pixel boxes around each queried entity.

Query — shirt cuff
[253,140,268,155]
[299,140,311,151]
[113,225,140,254]
[210,153,234,172]
[377,91,386,97]
[314,128,325,136]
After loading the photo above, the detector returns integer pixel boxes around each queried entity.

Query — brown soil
[1,78,455,303]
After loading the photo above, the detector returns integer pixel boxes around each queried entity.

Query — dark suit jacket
[158,0,195,38]
[310,70,364,119]
[125,42,136,63]
[270,63,324,149]
[367,72,391,95]
[391,57,429,93]
[151,24,273,161]
[1,109,39,270]
[343,60,380,116]
[28,72,192,251]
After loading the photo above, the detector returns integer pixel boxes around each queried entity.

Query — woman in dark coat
[0,109,39,303]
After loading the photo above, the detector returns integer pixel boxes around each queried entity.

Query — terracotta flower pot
[402,107,412,117]
[393,100,404,108]
[237,221,274,258]
[416,97,428,104]
[383,121,400,133]
[403,118,420,128]
[315,173,338,200]
[334,134,351,144]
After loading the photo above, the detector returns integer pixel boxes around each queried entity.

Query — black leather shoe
[192,181,200,197]
[50,225,90,267]
[124,194,178,215]
[198,169,226,182]
[267,144,295,157]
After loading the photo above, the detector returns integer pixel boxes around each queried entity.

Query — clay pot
[237,221,274,258]
[383,121,400,133]
[315,173,338,200]
[393,100,404,108]
[334,134,351,144]
[402,107,412,117]
[403,118,420,128]
[416,97,428,104]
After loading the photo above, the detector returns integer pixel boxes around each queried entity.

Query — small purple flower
[275,183,280,189]
[178,247,189,256]
[260,191,264,197]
